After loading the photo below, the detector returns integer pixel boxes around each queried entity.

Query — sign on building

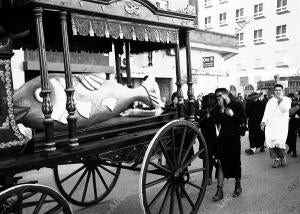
[240,76,248,86]
[203,56,214,68]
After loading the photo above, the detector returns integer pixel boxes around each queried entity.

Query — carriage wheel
[139,120,209,214]
[0,184,72,214]
[53,157,121,207]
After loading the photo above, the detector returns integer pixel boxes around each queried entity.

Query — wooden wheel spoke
[69,168,88,197]
[146,175,172,189]
[182,148,205,169]
[32,193,47,214]
[178,127,188,166]
[98,165,117,176]
[169,185,175,214]
[81,170,91,203]
[21,192,37,201]
[60,165,85,183]
[92,169,98,200]
[44,205,63,214]
[95,167,109,190]
[175,185,184,214]
[159,141,174,170]
[187,167,206,174]
[187,181,203,190]
[158,184,172,214]
[149,181,170,209]
[149,161,172,174]
[171,128,177,167]
[180,134,197,166]
[179,184,195,209]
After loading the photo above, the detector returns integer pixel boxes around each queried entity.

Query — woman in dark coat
[213,88,246,202]
[197,93,219,185]
[245,92,266,154]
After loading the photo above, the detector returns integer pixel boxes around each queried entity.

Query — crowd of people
[168,84,300,202]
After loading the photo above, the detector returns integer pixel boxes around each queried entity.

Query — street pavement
[19,132,300,214]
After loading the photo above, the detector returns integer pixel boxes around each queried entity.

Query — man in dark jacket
[245,92,266,155]
[212,88,246,202]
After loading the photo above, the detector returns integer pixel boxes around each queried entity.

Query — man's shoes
[207,178,212,185]
[245,148,254,155]
[287,148,292,155]
[292,153,298,158]
[212,186,223,202]
[280,156,287,167]
[232,186,242,198]
[260,146,265,152]
[272,158,280,168]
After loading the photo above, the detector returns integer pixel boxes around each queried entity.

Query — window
[275,50,288,67]
[236,8,244,22]
[219,12,227,26]
[204,0,212,7]
[276,25,287,40]
[254,3,264,18]
[155,0,169,10]
[205,16,212,29]
[254,58,264,69]
[236,32,244,46]
[277,0,288,13]
[254,29,264,44]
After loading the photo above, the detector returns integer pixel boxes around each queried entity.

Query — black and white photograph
[0,0,300,213]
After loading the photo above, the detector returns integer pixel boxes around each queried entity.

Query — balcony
[219,0,228,4]
[204,1,212,8]
[276,34,288,41]
[254,12,265,19]
[219,20,228,26]
[236,17,245,22]
[237,41,245,47]
[205,24,213,30]
[275,61,288,67]
[254,38,264,44]
[276,6,289,14]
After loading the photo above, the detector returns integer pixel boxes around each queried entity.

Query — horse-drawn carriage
[0,0,209,213]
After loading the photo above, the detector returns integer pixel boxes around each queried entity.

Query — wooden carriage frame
[0,0,209,213]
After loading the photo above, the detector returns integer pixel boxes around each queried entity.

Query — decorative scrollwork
[124,4,141,16]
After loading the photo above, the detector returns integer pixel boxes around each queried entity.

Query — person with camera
[260,84,291,168]
[212,88,246,202]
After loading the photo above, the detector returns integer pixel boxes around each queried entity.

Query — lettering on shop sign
[203,56,214,68]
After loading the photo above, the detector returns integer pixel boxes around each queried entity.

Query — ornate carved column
[185,30,195,122]
[60,11,79,150]
[34,7,56,153]
[114,42,122,83]
[125,41,132,88]
[175,44,184,118]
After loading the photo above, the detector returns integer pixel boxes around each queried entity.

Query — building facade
[198,0,300,95]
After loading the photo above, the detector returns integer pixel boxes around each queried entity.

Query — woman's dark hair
[201,93,217,110]
[171,92,178,103]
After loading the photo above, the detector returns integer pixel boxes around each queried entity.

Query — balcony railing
[276,6,288,14]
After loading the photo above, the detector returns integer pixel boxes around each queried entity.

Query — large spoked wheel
[53,156,121,207]
[140,120,209,214]
[0,184,72,214]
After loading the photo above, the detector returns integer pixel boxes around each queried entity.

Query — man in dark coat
[245,92,266,155]
[212,88,246,202]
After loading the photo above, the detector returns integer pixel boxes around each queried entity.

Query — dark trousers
[248,129,265,149]
[286,118,299,155]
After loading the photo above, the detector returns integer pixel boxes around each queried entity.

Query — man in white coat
[260,84,291,168]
